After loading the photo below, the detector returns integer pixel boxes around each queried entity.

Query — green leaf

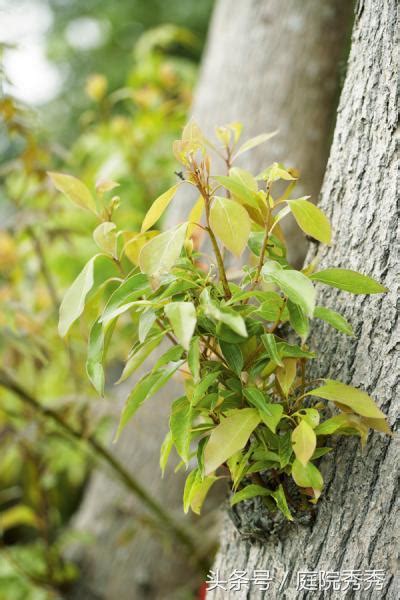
[86,318,106,395]
[287,299,309,339]
[100,273,149,326]
[116,332,165,384]
[59,254,103,337]
[256,292,284,321]
[276,358,297,397]
[220,341,243,375]
[271,484,293,520]
[307,380,386,419]
[164,301,196,350]
[310,268,387,294]
[188,337,200,382]
[192,371,220,405]
[209,197,251,256]
[262,263,316,317]
[115,361,183,440]
[257,162,296,183]
[314,413,351,436]
[93,222,117,257]
[138,309,157,343]
[229,167,258,191]
[183,469,218,515]
[139,223,188,276]
[234,131,278,158]
[183,469,198,513]
[292,459,323,491]
[278,432,292,468]
[291,420,316,466]
[141,183,180,233]
[202,295,247,338]
[160,431,173,477]
[153,345,184,370]
[230,484,271,506]
[48,171,97,214]
[214,175,259,208]
[261,333,284,366]
[276,342,315,359]
[243,387,283,433]
[314,306,354,336]
[170,397,193,464]
[288,198,331,244]
[204,408,261,475]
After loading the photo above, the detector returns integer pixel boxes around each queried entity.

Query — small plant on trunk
[50,121,389,520]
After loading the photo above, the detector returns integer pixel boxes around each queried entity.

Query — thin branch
[0,368,208,573]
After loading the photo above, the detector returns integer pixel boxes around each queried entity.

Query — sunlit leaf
[314,306,354,336]
[276,358,297,397]
[291,420,316,466]
[262,262,316,317]
[139,223,188,276]
[234,131,278,158]
[307,380,386,419]
[100,273,149,326]
[170,396,193,464]
[204,408,261,475]
[288,198,331,244]
[164,301,196,350]
[291,459,323,490]
[93,222,117,257]
[48,171,97,214]
[188,336,200,382]
[0,505,40,531]
[160,431,173,477]
[141,183,180,233]
[243,387,283,433]
[209,197,251,256]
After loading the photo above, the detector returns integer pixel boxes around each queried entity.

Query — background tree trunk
[210,1,399,598]
[69,1,354,598]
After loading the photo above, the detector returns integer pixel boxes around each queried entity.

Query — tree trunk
[69,2,354,598]
[210,1,399,598]
[190,0,353,266]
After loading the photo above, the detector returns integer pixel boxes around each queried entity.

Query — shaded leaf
[164,301,196,350]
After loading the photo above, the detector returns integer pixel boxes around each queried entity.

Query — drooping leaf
[209,197,251,256]
[234,131,278,158]
[0,505,40,531]
[116,332,166,384]
[48,171,97,214]
[59,254,104,337]
[138,309,157,343]
[100,273,149,326]
[310,268,387,294]
[164,301,196,350]
[278,432,293,468]
[160,430,173,477]
[288,198,331,244]
[187,195,204,239]
[170,397,193,464]
[291,459,323,491]
[191,371,220,406]
[139,223,188,276]
[307,380,386,419]
[141,183,180,232]
[287,300,309,339]
[270,484,293,520]
[188,336,200,382]
[256,292,284,321]
[276,358,297,397]
[115,361,183,440]
[183,469,218,515]
[314,306,354,336]
[204,408,261,475]
[291,420,316,466]
[87,318,106,395]
[243,387,283,433]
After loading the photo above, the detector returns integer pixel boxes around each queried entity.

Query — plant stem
[205,225,231,299]
[0,369,208,572]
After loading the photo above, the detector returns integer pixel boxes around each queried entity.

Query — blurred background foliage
[0,1,214,596]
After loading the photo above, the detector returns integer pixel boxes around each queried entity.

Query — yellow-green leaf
[291,419,316,466]
[263,263,316,317]
[209,196,251,256]
[310,268,387,294]
[234,131,278,158]
[141,183,180,233]
[314,306,354,336]
[164,301,196,350]
[288,198,331,244]
[276,358,297,397]
[292,459,323,490]
[0,505,40,531]
[59,254,103,337]
[139,223,188,276]
[48,172,97,214]
[204,408,261,475]
[307,380,386,419]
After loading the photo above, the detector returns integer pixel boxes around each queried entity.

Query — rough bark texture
[68,1,354,598]
[189,0,353,266]
[210,1,399,598]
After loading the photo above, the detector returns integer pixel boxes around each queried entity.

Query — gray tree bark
[68,1,354,598]
[210,1,399,598]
